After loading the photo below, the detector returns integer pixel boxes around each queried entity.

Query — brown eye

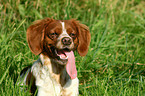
[50,32,58,39]
[70,33,76,38]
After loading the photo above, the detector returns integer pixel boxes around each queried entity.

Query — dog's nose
[62,37,72,45]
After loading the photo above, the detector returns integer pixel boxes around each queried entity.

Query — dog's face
[44,20,78,52]
[27,18,91,64]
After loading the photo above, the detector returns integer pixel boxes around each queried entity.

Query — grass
[0,0,145,95]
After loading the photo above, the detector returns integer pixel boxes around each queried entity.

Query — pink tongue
[64,51,77,79]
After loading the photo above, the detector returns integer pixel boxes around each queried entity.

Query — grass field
[0,0,145,96]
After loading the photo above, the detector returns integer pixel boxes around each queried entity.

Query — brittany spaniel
[19,18,91,96]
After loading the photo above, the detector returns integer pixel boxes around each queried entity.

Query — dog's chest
[31,56,75,96]
[29,54,79,96]
[31,60,62,96]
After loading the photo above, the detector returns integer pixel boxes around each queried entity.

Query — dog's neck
[39,54,69,86]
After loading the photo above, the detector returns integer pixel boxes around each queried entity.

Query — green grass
[0,0,145,95]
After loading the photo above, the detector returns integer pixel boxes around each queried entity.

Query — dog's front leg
[61,78,79,96]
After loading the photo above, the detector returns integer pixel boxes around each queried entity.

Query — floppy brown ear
[72,20,91,56]
[27,18,54,55]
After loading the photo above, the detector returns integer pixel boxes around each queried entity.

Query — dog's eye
[50,32,58,39]
[70,33,76,38]
[51,32,57,36]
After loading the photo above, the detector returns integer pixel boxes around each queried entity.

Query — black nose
[61,37,72,45]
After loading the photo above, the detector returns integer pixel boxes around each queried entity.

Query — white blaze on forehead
[60,22,70,37]
[56,21,74,49]
[61,22,66,31]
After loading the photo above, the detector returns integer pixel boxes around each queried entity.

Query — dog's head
[27,18,91,64]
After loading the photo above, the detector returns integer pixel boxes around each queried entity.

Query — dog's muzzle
[61,37,72,45]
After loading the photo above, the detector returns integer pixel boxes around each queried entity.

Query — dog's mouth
[49,47,71,64]
[50,47,77,79]
[55,48,70,60]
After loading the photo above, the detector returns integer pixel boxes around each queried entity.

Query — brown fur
[27,18,91,56]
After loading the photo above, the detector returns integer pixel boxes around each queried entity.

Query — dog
[19,18,91,96]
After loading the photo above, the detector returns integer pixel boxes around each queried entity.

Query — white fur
[30,54,79,96]
[56,22,74,49]
[60,22,71,37]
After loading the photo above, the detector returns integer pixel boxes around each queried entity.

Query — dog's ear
[27,18,54,55]
[72,20,91,56]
